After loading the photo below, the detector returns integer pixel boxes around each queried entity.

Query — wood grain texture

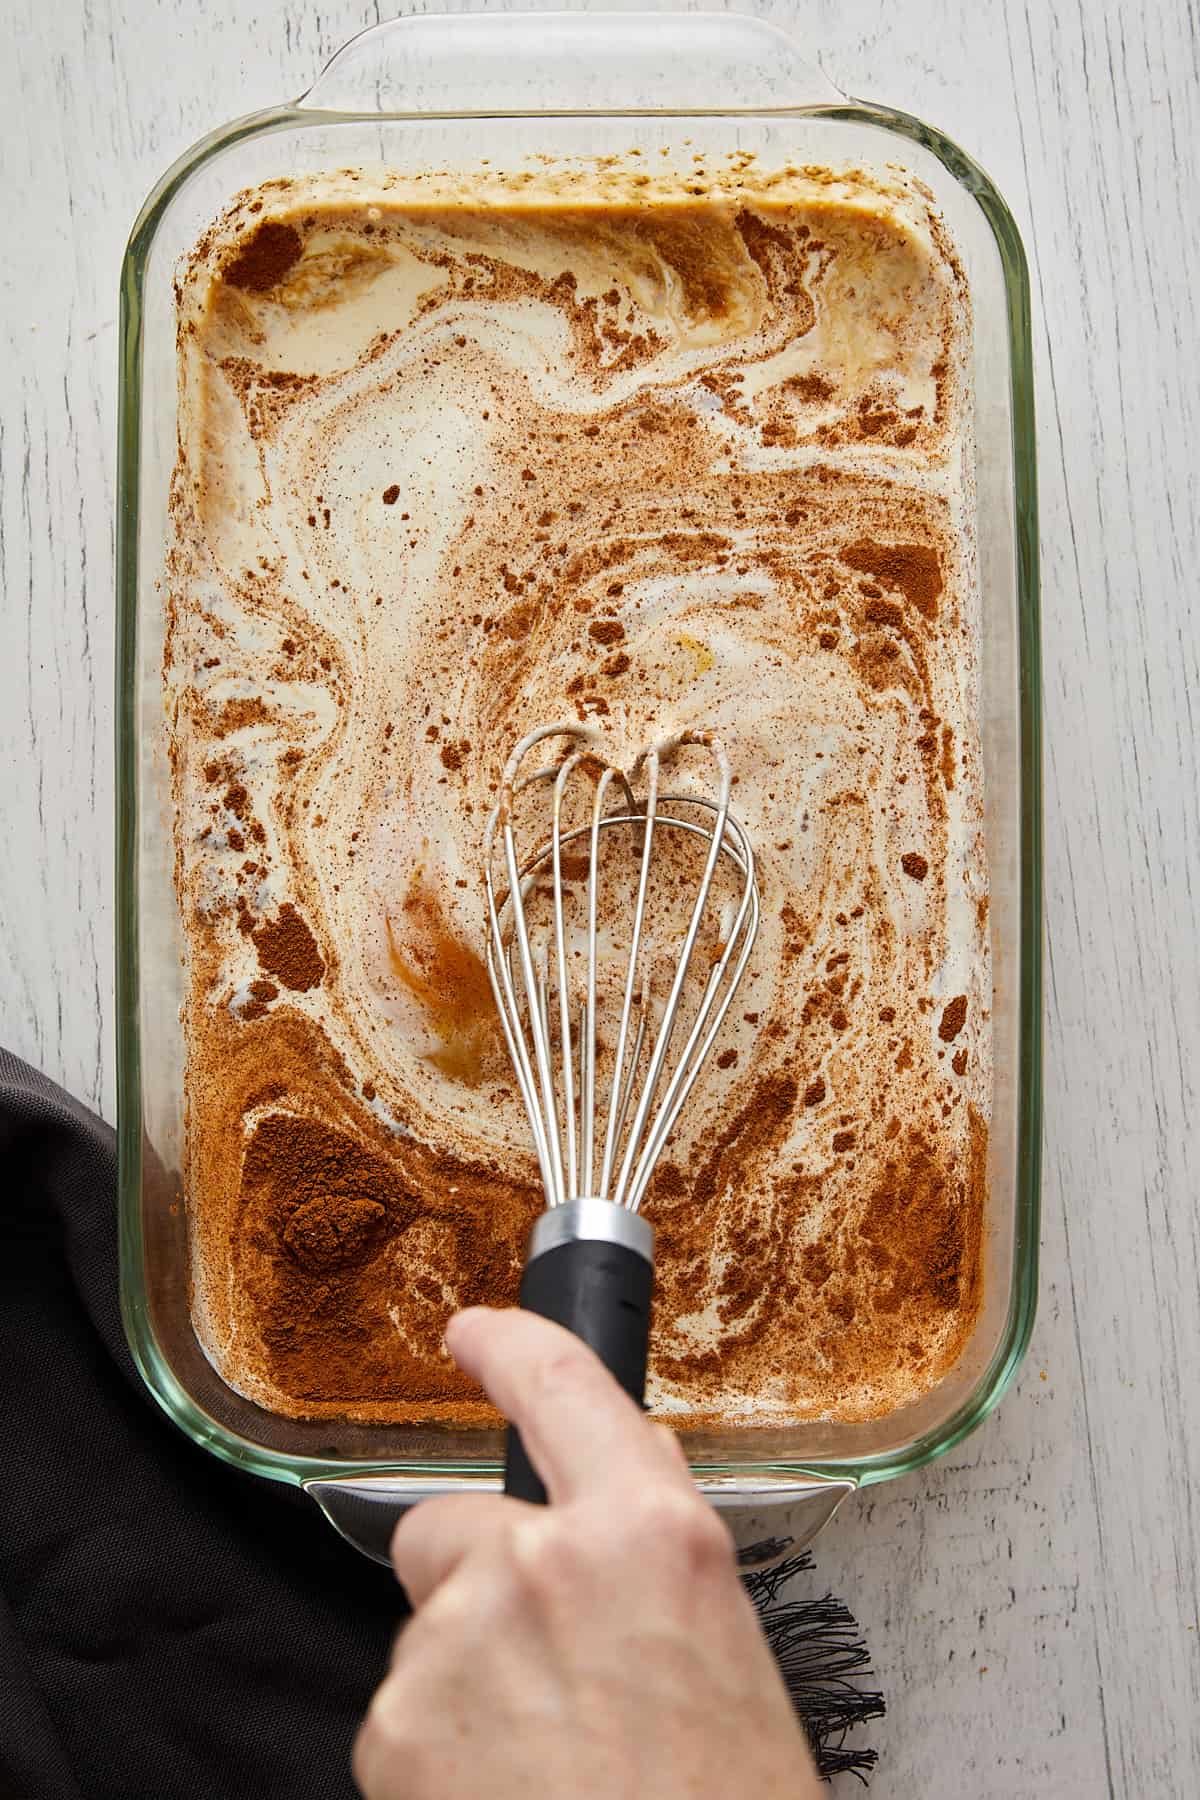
[1,1,1197,1793]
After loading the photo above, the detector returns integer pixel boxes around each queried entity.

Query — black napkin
[0,1048,881,1798]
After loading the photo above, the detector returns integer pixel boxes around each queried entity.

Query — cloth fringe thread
[744,1553,885,1784]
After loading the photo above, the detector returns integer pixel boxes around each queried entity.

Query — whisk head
[484,722,760,1215]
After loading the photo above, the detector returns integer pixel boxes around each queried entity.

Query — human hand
[353,1306,822,1799]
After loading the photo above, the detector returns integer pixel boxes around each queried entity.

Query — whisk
[484,721,760,1502]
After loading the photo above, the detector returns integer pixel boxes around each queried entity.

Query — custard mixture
[165,156,989,1425]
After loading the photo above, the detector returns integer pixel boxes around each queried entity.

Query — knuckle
[509,1511,588,1603]
[632,1485,731,1571]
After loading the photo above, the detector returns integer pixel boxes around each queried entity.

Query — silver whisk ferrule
[483,722,760,1216]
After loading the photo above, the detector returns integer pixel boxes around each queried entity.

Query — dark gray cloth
[0,1049,397,1800]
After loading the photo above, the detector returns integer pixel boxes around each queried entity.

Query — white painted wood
[1,1,1197,1792]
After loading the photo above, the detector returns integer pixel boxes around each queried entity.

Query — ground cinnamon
[938,994,968,1041]
[234,1108,535,1408]
[588,619,625,645]
[222,220,303,293]
[841,539,943,620]
[252,905,325,991]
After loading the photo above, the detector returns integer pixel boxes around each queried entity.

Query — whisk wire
[628,811,760,1212]
[582,765,616,1198]
[598,754,660,1207]
[552,753,585,1201]
[500,823,562,1203]
[609,736,731,1209]
[484,722,758,1217]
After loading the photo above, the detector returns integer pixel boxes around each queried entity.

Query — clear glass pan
[116,10,1040,1547]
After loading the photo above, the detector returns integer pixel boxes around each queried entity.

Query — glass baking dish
[115,9,1041,1564]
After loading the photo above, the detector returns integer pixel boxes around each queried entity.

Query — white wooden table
[3,2,1198,1793]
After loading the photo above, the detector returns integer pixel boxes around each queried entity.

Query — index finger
[446,1306,687,1503]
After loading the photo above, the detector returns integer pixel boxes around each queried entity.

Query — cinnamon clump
[222,221,303,293]
[212,697,269,737]
[252,904,325,991]
[841,540,942,620]
[938,994,968,1041]
[588,619,625,645]
[283,1193,386,1272]
[787,372,835,403]
[241,978,278,1022]
[901,852,929,881]
[439,739,471,772]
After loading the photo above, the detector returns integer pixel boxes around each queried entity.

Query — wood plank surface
[2,2,1197,1792]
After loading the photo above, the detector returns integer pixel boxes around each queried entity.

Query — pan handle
[299,12,844,117]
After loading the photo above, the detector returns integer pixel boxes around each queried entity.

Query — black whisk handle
[503,1200,654,1505]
